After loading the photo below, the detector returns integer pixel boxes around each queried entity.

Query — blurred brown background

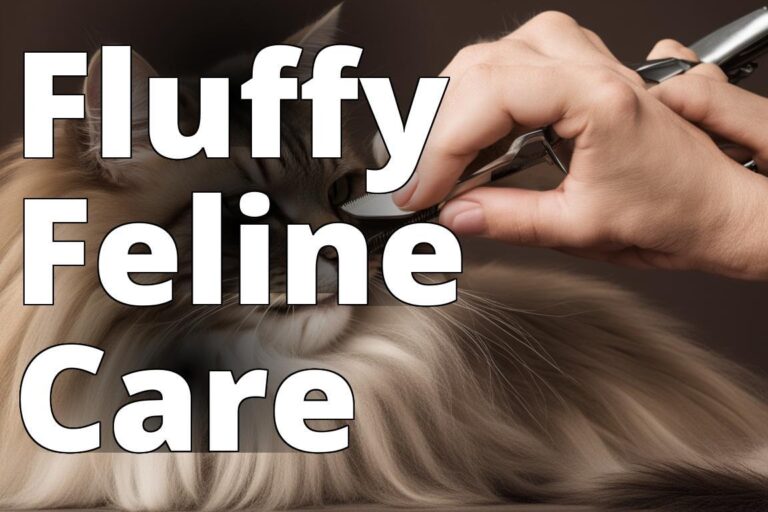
[2,0,767,374]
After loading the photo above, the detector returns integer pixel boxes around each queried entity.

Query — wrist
[697,166,768,280]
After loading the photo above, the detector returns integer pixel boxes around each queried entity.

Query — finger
[509,12,609,63]
[440,39,545,79]
[505,12,645,90]
[393,65,579,209]
[652,74,768,165]
[439,187,595,248]
[580,27,647,86]
[687,63,729,82]
[646,38,728,82]
[647,38,699,61]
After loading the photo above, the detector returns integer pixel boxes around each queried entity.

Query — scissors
[341,7,768,252]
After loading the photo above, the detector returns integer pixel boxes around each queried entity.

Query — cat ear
[284,4,343,81]
[82,49,158,176]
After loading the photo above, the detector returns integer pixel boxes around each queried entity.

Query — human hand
[647,38,768,172]
[392,12,768,279]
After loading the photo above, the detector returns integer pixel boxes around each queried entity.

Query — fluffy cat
[2,7,768,512]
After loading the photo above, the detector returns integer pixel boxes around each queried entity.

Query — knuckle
[530,10,578,29]
[669,74,712,119]
[654,73,685,96]
[674,72,708,91]
[499,37,534,54]
[453,43,491,69]
[652,82,681,107]
[458,62,496,89]
[591,77,639,116]
[449,62,499,105]
[696,63,728,82]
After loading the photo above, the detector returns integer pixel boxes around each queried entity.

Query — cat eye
[328,175,353,207]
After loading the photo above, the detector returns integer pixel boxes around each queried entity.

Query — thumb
[439,187,579,247]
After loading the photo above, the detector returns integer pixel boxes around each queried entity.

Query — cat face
[74,7,374,356]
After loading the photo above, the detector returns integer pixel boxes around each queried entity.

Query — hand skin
[392,12,768,280]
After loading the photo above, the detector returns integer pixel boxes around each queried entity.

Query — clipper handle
[690,6,768,82]
[633,7,768,84]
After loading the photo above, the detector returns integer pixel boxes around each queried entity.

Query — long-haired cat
[2,7,768,512]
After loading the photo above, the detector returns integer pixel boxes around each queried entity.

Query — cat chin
[250,302,353,356]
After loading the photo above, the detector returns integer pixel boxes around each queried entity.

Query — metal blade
[339,192,416,220]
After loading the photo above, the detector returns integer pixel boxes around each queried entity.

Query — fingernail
[393,174,419,207]
[440,200,487,236]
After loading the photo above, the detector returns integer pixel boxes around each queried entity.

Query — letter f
[242,46,302,158]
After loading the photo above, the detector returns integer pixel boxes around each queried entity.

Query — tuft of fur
[3,7,768,511]
[595,463,768,511]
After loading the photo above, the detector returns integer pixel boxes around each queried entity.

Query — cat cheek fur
[257,305,354,355]
[5,5,768,512]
